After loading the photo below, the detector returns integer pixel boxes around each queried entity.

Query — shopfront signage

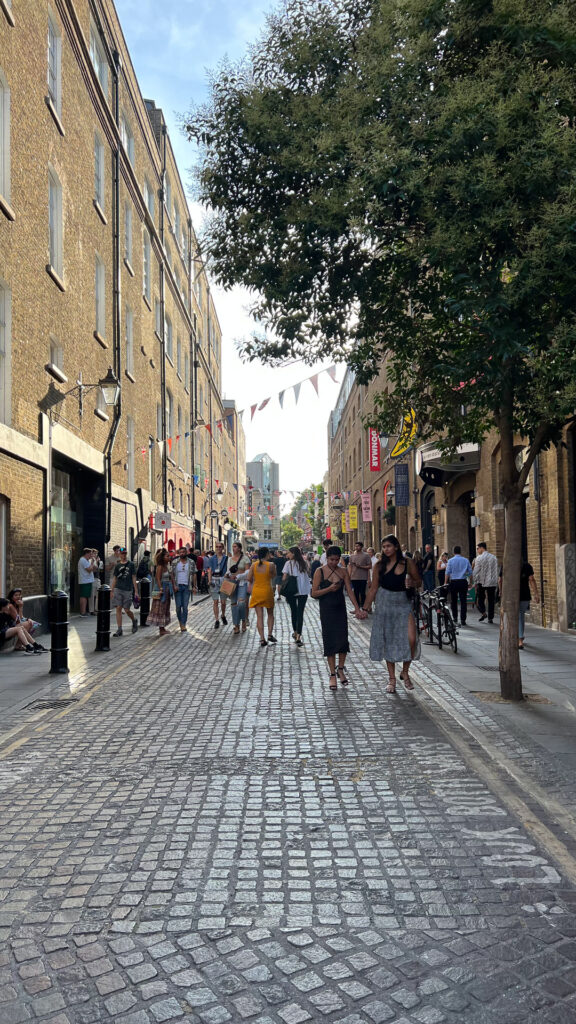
[369,428,380,472]
[349,505,358,529]
[341,512,346,534]
[394,464,410,507]
[361,492,372,522]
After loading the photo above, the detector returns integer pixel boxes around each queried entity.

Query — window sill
[0,0,15,26]
[142,293,152,311]
[94,407,109,422]
[176,371,182,382]
[46,264,66,291]
[154,330,162,343]
[167,457,176,467]
[166,354,174,367]
[125,369,135,383]
[94,330,108,349]
[45,96,65,137]
[93,199,107,224]
[124,258,134,277]
[0,193,15,222]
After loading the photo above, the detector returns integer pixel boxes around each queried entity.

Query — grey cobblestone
[1,599,576,1023]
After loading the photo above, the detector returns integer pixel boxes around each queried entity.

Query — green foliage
[282,483,325,546]
[186,0,576,457]
[281,519,304,548]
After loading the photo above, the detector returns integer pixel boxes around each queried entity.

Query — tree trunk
[497,401,523,700]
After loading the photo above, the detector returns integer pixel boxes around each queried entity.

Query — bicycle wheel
[436,608,443,649]
[442,610,458,653]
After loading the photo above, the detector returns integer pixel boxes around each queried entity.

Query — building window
[95,253,105,337]
[184,352,189,392]
[177,406,182,466]
[144,177,154,218]
[124,202,132,264]
[155,298,162,337]
[47,10,62,117]
[0,494,8,597]
[94,132,105,209]
[0,279,11,425]
[165,314,173,361]
[185,415,190,473]
[90,23,108,94]
[0,69,10,206]
[125,304,134,375]
[48,167,63,278]
[179,488,183,513]
[120,114,134,164]
[165,243,172,267]
[142,229,151,301]
[174,204,181,243]
[49,336,63,371]
[127,416,135,491]
[166,388,173,439]
[156,402,162,441]
[168,481,175,507]
[176,335,182,376]
[165,175,171,215]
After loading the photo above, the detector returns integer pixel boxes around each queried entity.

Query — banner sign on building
[326,526,331,540]
[361,492,372,522]
[394,463,410,507]
[369,428,381,472]
[345,509,350,532]
[349,505,358,529]
[341,512,346,534]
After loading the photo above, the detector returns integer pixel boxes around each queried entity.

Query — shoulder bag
[280,562,298,598]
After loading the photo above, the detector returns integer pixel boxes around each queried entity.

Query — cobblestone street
[2,599,576,1024]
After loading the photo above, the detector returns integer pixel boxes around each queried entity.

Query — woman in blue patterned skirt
[363,535,421,693]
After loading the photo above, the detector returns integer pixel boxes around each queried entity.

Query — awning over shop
[416,442,481,487]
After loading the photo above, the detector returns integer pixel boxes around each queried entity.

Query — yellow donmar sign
[341,512,346,534]
[349,505,358,529]
[390,408,418,459]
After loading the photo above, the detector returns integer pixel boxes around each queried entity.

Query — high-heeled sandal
[233,626,240,635]
[400,672,414,690]
[386,677,397,693]
[329,672,338,691]
[337,667,349,686]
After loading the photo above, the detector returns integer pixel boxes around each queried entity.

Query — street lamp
[215,486,224,501]
[44,365,121,417]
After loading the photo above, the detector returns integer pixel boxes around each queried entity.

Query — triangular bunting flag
[259,398,270,411]
[327,365,338,382]
[278,390,285,408]
[310,374,319,395]
[167,438,172,454]
[205,424,212,435]
[250,404,257,420]
[293,383,301,405]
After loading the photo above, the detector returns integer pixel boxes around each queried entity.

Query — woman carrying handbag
[224,541,251,634]
[281,546,311,647]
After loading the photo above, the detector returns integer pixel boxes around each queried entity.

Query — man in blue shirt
[445,545,472,626]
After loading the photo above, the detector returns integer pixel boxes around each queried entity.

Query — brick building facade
[0,0,245,607]
[328,369,576,633]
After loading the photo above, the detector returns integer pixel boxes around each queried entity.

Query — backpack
[136,556,150,580]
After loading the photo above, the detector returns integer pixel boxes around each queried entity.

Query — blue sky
[116,0,341,498]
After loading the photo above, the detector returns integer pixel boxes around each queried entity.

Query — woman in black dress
[312,545,366,691]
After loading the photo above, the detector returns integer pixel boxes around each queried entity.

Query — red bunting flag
[250,404,257,420]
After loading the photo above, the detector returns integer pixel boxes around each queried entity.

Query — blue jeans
[519,600,530,640]
[230,581,248,626]
[175,585,190,626]
[423,570,435,593]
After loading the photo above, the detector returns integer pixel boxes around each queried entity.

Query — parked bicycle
[414,586,458,653]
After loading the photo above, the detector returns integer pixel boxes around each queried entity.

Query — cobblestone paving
[2,600,576,1023]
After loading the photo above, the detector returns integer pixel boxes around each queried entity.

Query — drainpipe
[159,125,167,513]
[105,47,122,542]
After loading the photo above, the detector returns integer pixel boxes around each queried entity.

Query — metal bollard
[139,576,150,627]
[95,584,111,652]
[49,590,69,674]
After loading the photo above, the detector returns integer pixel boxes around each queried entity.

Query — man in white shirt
[319,538,332,566]
[473,542,499,623]
[77,547,95,616]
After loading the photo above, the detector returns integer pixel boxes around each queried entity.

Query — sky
[115,0,344,500]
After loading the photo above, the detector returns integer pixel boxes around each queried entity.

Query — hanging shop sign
[361,492,372,522]
[394,464,410,507]
[369,428,381,471]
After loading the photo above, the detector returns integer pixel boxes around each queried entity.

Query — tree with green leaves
[281,484,325,548]
[186,0,576,698]
[281,519,304,549]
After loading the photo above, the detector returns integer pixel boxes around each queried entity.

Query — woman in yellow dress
[248,548,277,647]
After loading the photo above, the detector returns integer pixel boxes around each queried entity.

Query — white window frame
[165,175,171,215]
[174,204,181,243]
[127,416,135,491]
[124,202,132,264]
[142,229,151,302]
[176,335,182,377]
[144,177,155,218]
[120,113,134,164]
[48,166,63,278]
[184,352,189,393]
[165,314,173,361]
[49,336,63,370]
[90,22,108,94]
[0,69,10,205]
[177,406,182,467]
[94,132,105,209]
[155,298,162,337]
[95,252,105,337]
[0,278,12,425]
[166,388,173,439]
[47,10,62,117]
[125,304,134,376]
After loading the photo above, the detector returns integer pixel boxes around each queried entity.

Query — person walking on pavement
[319,538,332,565]
[445,545,472,626]
[363,534,421,693]
[473,542,499,623]
[518,562,540,649]
[105,545,121,585]
[437,551,449,586]
[172,547,197,632]
[77,547,96,616]
[89,549,104,614]
[110,548,139,637]
[273,550,286,600]
[312,545,366,690]
[147,549,172,635]
[282,545,311,647]
[226,541,251,634]
[207,542,229,630]
[422,543,435,592]
[247,547,276,647]
[347,541,373,609]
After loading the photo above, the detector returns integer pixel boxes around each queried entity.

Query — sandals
[386,677,397,694]
[267,634,277,644]
[337,667,349,686]
[260,639,268,647]
[400,672,414,691]
[329,673,338,691]
[241,623,247,633]
[233,626,240,635]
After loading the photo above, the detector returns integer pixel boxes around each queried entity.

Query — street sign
[153,511,171,530]
[394,464,410,507]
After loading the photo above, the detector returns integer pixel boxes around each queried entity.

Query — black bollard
[49,590,69,674]
[95,584,111,652]
[139,576,150,627]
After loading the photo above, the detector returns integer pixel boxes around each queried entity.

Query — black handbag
[280,572,298,598]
